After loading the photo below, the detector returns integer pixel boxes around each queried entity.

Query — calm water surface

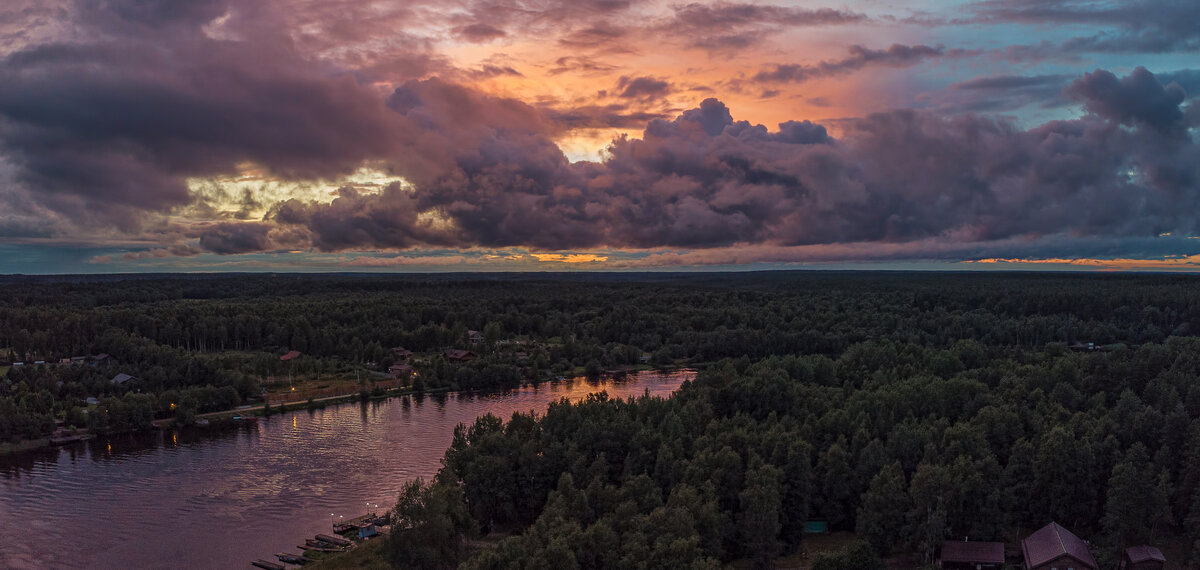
[0,370,693,570]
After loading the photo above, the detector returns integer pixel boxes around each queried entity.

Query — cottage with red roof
[940,540,1005,570]
[1021,522,1098,570]
[1119,545,1165,570]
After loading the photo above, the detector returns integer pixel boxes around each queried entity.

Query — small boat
[298,545,341,553]
[315,533,352,547]
[275,552,307,565]
[251,560,285,570]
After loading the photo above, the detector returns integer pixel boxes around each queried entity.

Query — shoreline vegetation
[2,273,1200,568]
[1,365,683,456]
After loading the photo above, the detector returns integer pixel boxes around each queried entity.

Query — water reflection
[0,370,692,570]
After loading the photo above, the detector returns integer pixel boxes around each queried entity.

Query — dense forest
[2,272,1200,567]
[390,339,1200,569]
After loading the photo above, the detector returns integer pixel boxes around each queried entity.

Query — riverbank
[0,438,50,455]
[153,366,687,429]
[1,368,689,457]
[0,370,693,569]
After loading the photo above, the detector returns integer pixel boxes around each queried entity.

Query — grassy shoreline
[0,438,51,455]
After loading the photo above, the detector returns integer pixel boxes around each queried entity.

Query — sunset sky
[1,0,1198,273]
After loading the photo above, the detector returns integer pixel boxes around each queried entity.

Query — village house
[467,330,484,346]
[110,373,138,387]
[392,346,413,360]
[442,349,477,363]
[1021,522,1098,570]
[388,363,413,379]
[940,540,1005,570]
[1119,546,1166,570]
[280,350,301,361]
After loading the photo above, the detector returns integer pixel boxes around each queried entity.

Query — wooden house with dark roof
[1119,546,1165,570]
[442,349,477,362]
[940,540,1005,570]
[388,363,413,379]
[1021,522,1098,570]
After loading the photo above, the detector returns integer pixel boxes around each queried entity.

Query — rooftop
[1022,522,1097,569]
[941,541,1005,564]
[1125,545,1166,564]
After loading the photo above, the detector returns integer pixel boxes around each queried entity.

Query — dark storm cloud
[617,76,672,100]
[195,222,275,254]
[456,23,507,43]
[0,2,422,229]
[3,1,1199,266]
[1066,67,1187,131]
[251,68,1198,257]
[76,0,232,31]
[754,44,959,84]
[1157,69,1200,98]
[974,0,1200,58]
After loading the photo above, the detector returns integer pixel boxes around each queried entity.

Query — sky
[0,0,1199,273]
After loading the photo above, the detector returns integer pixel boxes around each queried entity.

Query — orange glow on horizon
[968,255,1200,271]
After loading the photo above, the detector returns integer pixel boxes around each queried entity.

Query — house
[940,541,1005,570]
[442,349,477,362]
[467,330,484,346]
[357,522,378,539]
[1068,341,1098,352]
[90,353,113,365]
[388,363,414,379]
[1022,522,1098,570]
[280,350,301,361]
[86,397,100,406]
[392,346,413,360]
[1120,546,1166,570]
[111,373,138,386]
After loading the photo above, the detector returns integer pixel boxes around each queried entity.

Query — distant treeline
[0,270,1196,448]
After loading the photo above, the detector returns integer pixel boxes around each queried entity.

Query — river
[0,370,693,569]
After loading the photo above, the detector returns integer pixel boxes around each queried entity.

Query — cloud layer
[0,0,1198,270]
